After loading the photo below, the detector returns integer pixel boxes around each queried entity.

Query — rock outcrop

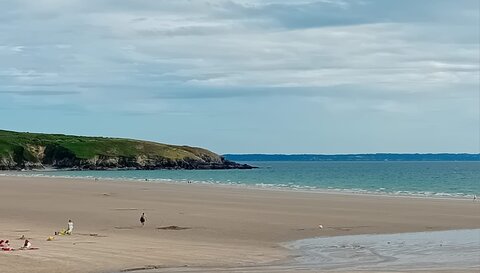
[0,130,254,170]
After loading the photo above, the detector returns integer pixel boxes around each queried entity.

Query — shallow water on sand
[283,229,480,271]
[114,229,480,272]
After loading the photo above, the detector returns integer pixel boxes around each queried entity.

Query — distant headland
[0,130,254,170]
[223,153,480,162]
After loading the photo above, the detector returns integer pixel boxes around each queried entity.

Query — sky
[0,0,479,154]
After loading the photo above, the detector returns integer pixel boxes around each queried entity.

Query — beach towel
[56,229,70,236]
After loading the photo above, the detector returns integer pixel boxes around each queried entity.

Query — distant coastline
[223,153,480,161]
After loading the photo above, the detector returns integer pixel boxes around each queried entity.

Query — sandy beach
[0,176,478,273]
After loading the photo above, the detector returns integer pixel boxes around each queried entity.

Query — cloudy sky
[0,0,479,154]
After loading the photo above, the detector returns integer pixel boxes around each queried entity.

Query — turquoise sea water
[6,161,480,198]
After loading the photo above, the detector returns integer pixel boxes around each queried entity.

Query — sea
[6,161,480,199]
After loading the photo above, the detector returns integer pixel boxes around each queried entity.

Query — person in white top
[66,219,74,235]
[21,240,31,249]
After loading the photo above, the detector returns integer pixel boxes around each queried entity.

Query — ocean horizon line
[223,153,480,161]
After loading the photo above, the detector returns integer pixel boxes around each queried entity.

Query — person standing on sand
[140,213,146,226]
[66,219,74,234]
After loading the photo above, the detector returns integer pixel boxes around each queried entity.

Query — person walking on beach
[140,213,146,226]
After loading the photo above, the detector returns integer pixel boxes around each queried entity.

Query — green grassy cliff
[0,130,252,170]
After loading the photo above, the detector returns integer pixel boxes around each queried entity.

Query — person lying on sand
[10,240,39,251]
[1,240,12,251]
[140,213,146,226]
[2,246,13,251]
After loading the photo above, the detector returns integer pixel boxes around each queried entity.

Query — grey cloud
[205,0,479,31]
[136,25,232,37]
[148,83,471,101]
[0,0,477,153]
[0,0,477,107]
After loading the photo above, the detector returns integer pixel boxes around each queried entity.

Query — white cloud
[1,1,477,95]
[0,0,478,152]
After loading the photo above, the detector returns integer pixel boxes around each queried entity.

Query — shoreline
[281,228,480,272]
[0,171,476,201]
[1,175,479,273]
[120,229,480,273]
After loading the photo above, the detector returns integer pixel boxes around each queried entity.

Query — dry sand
[0,176,478,273]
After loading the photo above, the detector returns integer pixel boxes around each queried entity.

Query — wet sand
[0,176,478,273]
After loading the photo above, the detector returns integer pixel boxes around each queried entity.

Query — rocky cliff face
[0,135,254,171]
